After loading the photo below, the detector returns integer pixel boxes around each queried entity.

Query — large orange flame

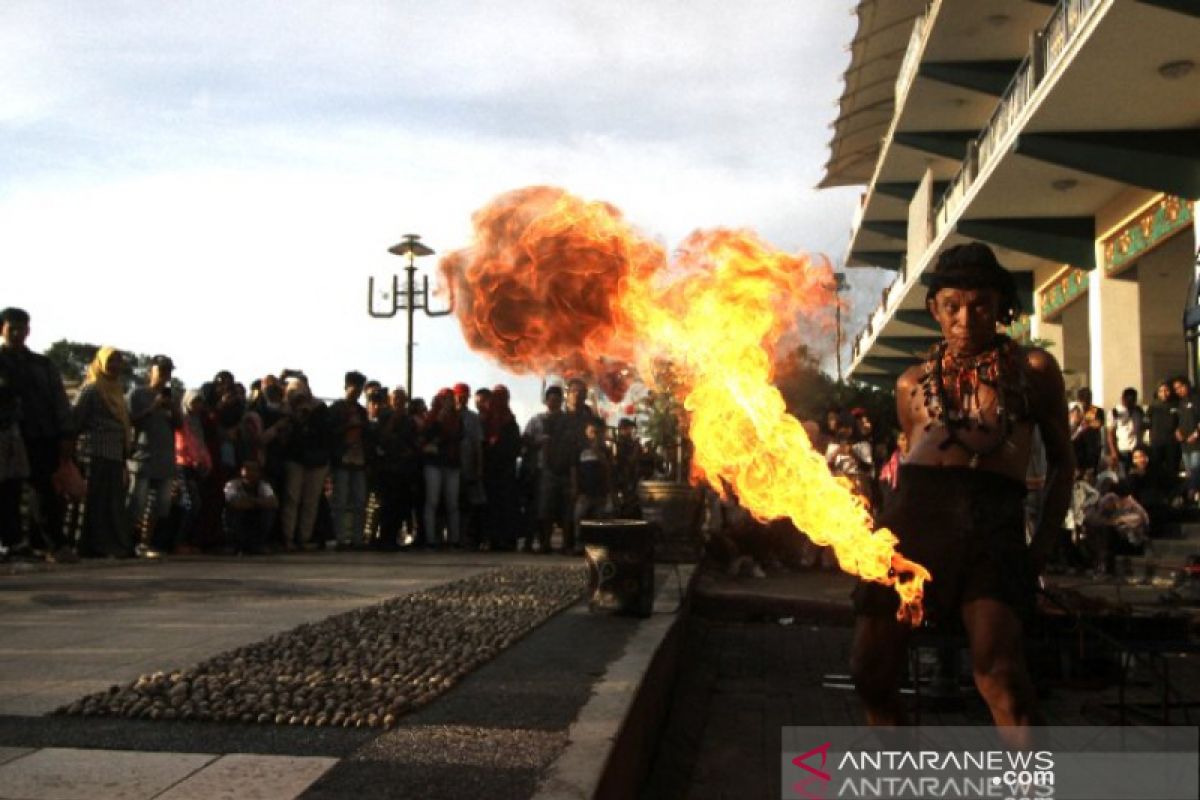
[440,186,930,624]
[439,186,661,401]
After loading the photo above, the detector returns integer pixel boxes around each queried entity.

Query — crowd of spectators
[1048,379,1199,577]
[1,307,661,563]
[9,300,1194,581]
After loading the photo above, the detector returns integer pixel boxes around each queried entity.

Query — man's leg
[224,508,243,553]
[443,468,461,545]
[349,468,367,546]
[150,477,176,551]
[372,477,390,548]
[850,614,912,725]
[573,495,597,555]
[297,466,327,546]
[961,597,1041,748]
[24,437,66,550]
[255,509,275,554]
[126,474,155,549]
[535,472,554,552]
[1185,451,1200,503]
[423,465,443,547]
[395,475,415,547]
[0,478,23,550]
[281,462,302,547]
[177,469,203,552]
[330,467,349,545]
[559,481,577,553]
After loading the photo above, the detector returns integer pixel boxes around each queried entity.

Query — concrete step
[1148,539,1200,560]
[1159,520,1200,539]
[1125,556,1186,588]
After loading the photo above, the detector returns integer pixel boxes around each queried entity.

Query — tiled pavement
[0,552,677,800]
[5,552,1197,799]
[0,554,489,799]
[0,554,499,717]
[0,747,336,800]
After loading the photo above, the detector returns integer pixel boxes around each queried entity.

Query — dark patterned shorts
[852,464,1036,625]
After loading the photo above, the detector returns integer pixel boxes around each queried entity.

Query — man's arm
[224,482,256,511]
[1026,348,1076,572]
[258,482,279,511]
[1105,419,1119,468]
[46,362,76,462]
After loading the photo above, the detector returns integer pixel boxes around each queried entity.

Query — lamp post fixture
[367,233,454,398]
[832,271,849,382]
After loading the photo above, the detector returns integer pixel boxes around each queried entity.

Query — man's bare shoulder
[1018,346,1068,421]
[1019,346,1064,382]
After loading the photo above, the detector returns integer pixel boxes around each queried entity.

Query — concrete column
[1032,314,1064,365]
[1088,247,1143,409]
[1192,221,1200,385]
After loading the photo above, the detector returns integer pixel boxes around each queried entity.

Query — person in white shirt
[223,459,278,555]
[1106,387,1146,476]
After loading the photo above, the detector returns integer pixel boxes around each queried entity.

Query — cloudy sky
[1,0,892,421]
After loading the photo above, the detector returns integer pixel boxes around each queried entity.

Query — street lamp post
[833,271,849,382]
[367,233,454,398]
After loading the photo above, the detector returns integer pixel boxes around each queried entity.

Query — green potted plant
[635,364,703,562]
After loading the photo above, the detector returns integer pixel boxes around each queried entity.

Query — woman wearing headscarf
[482,384,521,551]
[72,347,134,557]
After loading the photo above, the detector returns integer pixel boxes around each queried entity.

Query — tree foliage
[44,339,185,391]
[773,344,899,437]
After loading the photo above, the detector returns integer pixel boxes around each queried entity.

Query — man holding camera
[127,354,181,558]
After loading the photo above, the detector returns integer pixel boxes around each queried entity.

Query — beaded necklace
[919,334,1027,467]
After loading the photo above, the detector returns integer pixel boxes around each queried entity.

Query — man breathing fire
[850,242,1074,744]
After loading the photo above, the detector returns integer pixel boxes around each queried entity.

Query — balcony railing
[895,0,939,104]
[1044,0,1100,72]
[931,0,1103,237]
[852,0,1104,376]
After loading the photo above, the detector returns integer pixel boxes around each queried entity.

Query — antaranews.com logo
[781,726,1198,800]
[789,740,1054,799]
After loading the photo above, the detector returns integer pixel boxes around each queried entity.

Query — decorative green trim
[1104,195,1193,276]
[1006,314,1032,344]
[1040,268,1089,321]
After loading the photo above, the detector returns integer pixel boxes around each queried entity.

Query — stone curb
[531,564,694,800]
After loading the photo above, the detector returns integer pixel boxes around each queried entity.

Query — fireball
[439,186,929,624]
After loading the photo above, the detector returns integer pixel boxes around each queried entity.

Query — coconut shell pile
[56,566,587,728]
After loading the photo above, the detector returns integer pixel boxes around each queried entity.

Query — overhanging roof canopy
[820,0,926,188]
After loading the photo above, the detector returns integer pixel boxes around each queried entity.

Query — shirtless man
[850,243,1074,745]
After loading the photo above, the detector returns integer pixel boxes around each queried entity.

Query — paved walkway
[0,552,682,800]
[0,553,503,717]
[0,747,337,800]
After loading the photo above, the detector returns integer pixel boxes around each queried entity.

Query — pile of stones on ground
[57,565,586,728]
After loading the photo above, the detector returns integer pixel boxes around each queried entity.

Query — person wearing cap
[126,354,181,558]
[850,242,1074,747]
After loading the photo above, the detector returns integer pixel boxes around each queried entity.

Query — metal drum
[637,480,703,563]
[580,519,654,618]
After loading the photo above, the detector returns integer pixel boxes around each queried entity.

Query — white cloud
[1,0,866,422]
